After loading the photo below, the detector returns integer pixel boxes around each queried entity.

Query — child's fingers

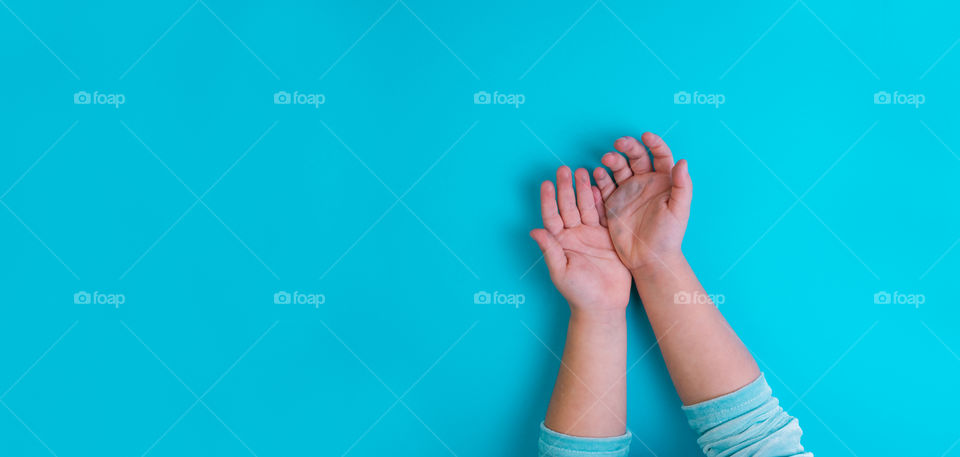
[530,229,566,275]
[540,181,564,234]
[574,168,600,226]
[592,186,608,227]
[601,152,633,184]
[556,166,581,227]
[593,167,616,200]
[642,132,675,172]
[668,159,692,215]
[615,136,653,174]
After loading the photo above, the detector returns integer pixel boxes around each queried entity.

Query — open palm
[593,133,692,272]
[530,167,631,312]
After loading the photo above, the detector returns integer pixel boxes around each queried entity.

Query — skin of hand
[531,166,631,437]
[530,166,632,315]
[593,132,691,272]
[595,133,760,405]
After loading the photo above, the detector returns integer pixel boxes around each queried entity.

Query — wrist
[629,252,688,281]
[569,307,627,327]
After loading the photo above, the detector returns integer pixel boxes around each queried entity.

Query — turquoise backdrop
[1,1,958,456]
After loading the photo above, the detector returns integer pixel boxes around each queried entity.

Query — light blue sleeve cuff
[538,422,631,457]
[681,374,813,457]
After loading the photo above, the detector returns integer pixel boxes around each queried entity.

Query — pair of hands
[530,133,692,315]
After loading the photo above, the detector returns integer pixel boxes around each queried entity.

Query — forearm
[632,255,759,405]
[544,310,628,437]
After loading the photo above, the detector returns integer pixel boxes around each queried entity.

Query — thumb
[530,229,566,275]
[668,159,692,216]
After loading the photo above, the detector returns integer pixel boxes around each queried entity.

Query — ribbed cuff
[681,374,770,433]
[538,422,631,457]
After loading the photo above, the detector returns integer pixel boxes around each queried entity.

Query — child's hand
[593,133,692,273]
[531,166,632,315]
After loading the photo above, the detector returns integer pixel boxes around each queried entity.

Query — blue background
[1,1,958,456]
